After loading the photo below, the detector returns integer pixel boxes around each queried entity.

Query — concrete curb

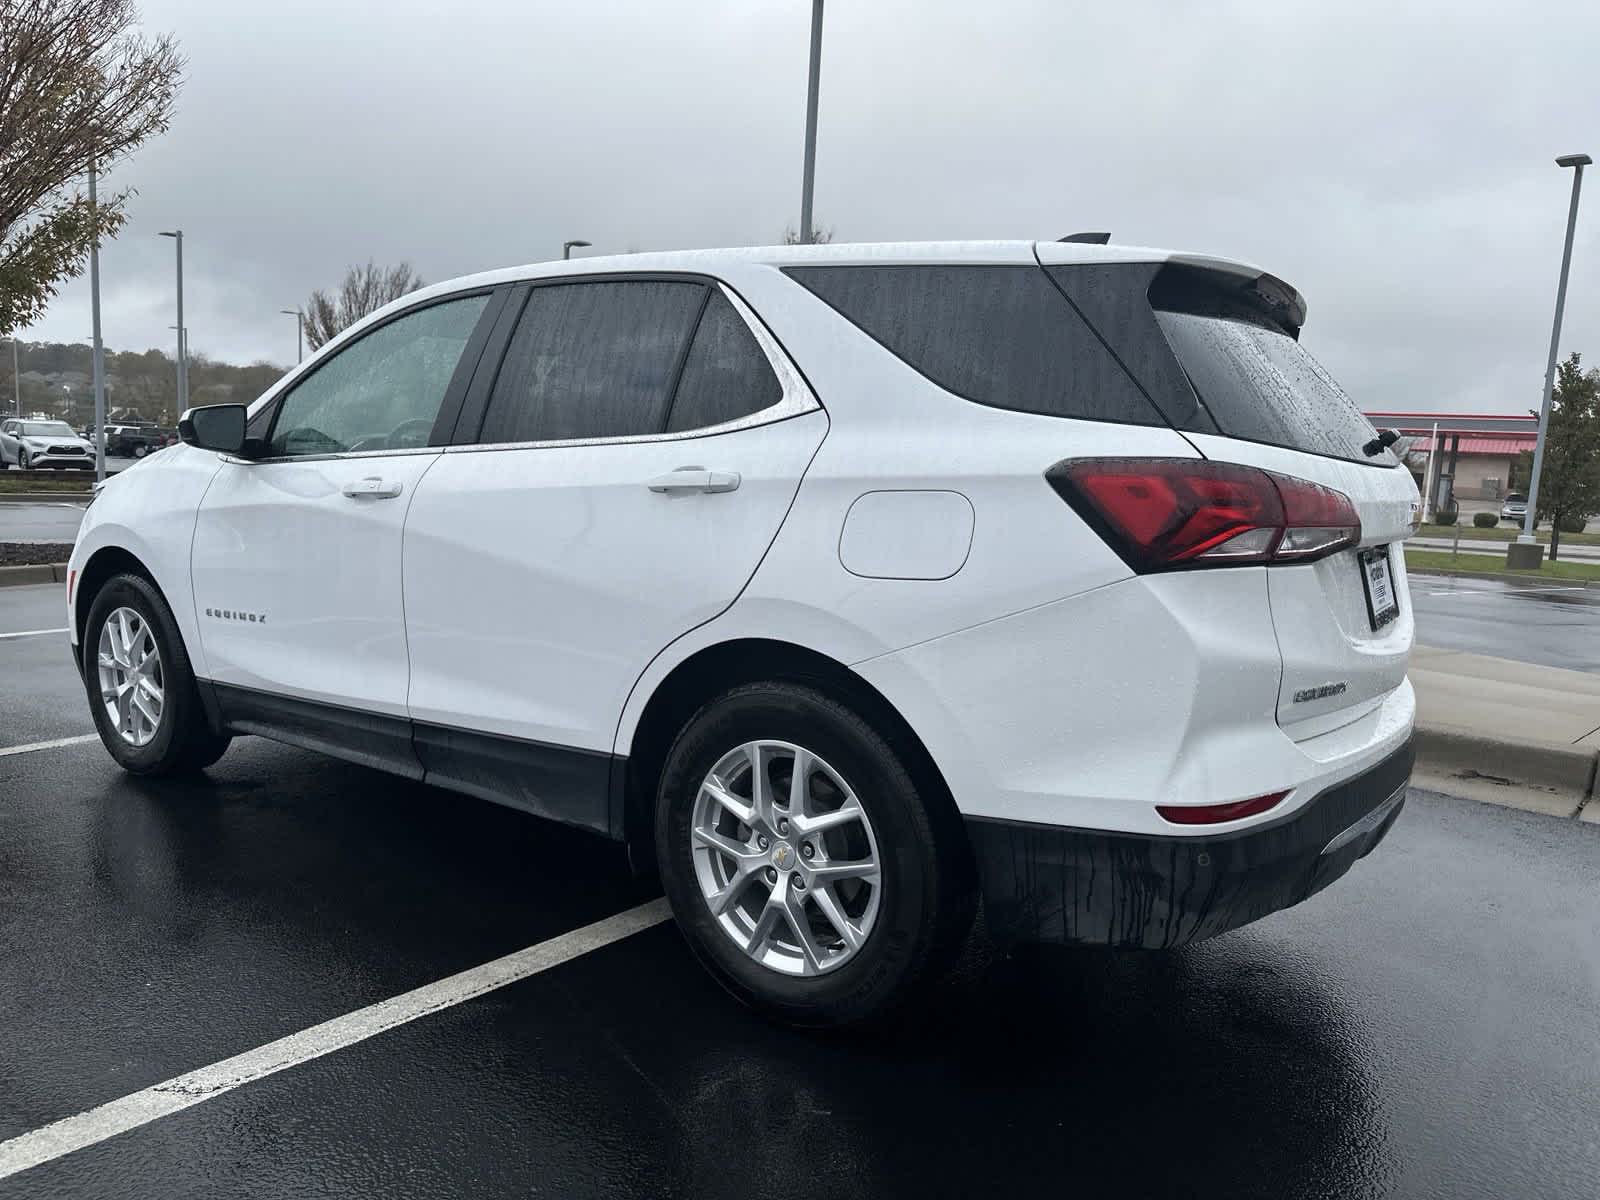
[0,563,69,588]
[1413,723,1598,819]
[1407,566,1598,589]
[0,493,91,504]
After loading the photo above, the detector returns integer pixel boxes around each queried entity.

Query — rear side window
[784,265,1165,425]
[665,291,783,432]
[480,281,705,443]
[1150,277,1389,465]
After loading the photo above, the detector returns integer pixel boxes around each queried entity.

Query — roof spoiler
[1161,254,1308,333]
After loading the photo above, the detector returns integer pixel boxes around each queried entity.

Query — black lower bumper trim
[966,737,1414,948]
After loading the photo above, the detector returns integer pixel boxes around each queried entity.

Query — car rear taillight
[1046,458,1360,571]
[1156,790,1289,826]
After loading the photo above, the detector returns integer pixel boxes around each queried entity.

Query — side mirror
[178,404,248,455]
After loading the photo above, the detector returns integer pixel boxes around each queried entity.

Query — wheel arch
[619,637,970,882]
[73,545,181,672]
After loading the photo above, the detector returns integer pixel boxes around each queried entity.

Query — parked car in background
[0,417,95,469]
[97,422,161,457]
[1499,492,1529,525]
[67,240,1418,1027]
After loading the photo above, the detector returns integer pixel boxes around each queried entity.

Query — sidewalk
[1410,535,1600,563]
[1411,645,1600,820]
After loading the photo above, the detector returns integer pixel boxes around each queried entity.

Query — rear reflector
[1046,458,1361,571]
[1156,790,1289,826]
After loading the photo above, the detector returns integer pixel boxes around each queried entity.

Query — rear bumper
[968,737,1413,948]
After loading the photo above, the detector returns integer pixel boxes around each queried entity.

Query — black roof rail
[1058,232,1111,244]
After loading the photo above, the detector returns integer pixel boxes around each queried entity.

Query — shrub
[1434,509,1458,526]
[1473,512,1499,528]
[1557,514,1589,534]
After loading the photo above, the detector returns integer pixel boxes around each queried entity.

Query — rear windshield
[1149,286,1391,466]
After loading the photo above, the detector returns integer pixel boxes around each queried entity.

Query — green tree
[0,0,184,335]
[1531,352,1600,560]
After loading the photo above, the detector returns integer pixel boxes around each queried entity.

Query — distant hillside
[1,341,287,426]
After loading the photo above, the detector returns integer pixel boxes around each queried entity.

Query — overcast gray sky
[22,0,1600,414]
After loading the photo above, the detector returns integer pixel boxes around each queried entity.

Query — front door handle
[342,476,404,500]
[646,466,741,495]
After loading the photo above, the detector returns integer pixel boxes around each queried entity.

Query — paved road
[0,502,88,544]
[0,458,135,545]
[1409,574,1600,673]
[2,583,1598,1197]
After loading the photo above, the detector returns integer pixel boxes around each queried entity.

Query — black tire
[655,681,974,1029]
[18,449,29,469]
[82,572,232,775]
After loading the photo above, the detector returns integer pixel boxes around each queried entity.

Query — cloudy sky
[22,0,1600,414]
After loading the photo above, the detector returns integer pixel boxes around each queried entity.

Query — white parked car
[68,241,1419,1026]
[0,418,95,469]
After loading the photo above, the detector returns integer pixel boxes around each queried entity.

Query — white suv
[68,241,1418,1026]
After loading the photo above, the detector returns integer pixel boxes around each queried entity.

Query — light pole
[158,230,187,412]
[562,239,591,260]
[799,0,824,244]
[280,309,303,363]
[89,160,108,481]
[1509,153,1590,571]
[7,335,18,416]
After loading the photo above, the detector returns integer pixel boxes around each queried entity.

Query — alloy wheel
[690,739,883,977]
[97,607,165,747]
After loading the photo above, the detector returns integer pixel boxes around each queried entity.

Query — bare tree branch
[303,260,426,351]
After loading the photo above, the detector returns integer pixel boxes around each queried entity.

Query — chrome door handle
[646,467,741,494]
[342,476,404,499]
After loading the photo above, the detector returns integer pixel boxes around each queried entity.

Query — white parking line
[0,627,69,640]
[0,897,672,1181]
[0,734,99,758]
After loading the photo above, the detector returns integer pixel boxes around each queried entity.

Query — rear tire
[82,573,232,775]
[655,681,974,1029]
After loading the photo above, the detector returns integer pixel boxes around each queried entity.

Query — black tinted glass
[1152,298,1388,465]
[666,291,783,432]
[784,265,1163,425]
[481,281,706,443]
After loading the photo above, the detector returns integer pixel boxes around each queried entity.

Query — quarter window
[267,295,488,458]
[785,264,1165,425]
[665,291,784,433]
[479,281,706,444]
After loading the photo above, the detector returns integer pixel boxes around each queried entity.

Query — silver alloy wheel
[690,739,883,977]
[97,606,164,747]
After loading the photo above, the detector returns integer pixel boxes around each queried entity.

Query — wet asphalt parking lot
[3,580,1599,1198]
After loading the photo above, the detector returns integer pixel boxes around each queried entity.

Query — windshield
[21,421,76,438]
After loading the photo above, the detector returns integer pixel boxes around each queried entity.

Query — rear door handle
[342,476,404,499]
[646,466,741,494]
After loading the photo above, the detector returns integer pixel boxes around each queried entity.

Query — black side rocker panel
[967,737,1414,949]
[210,683,622,838]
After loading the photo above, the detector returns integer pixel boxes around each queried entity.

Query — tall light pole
[562,239,591,260]
[280,309,303,363]
[1509,153,1590,570]
[158,230,187,412]
[89,160,108,482]
[799,0,824,244]
[8,335,18,416]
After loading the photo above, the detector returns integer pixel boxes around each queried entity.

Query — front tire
[655,681,974,1028]
[18,449,29,469]
[82,573,232,775]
